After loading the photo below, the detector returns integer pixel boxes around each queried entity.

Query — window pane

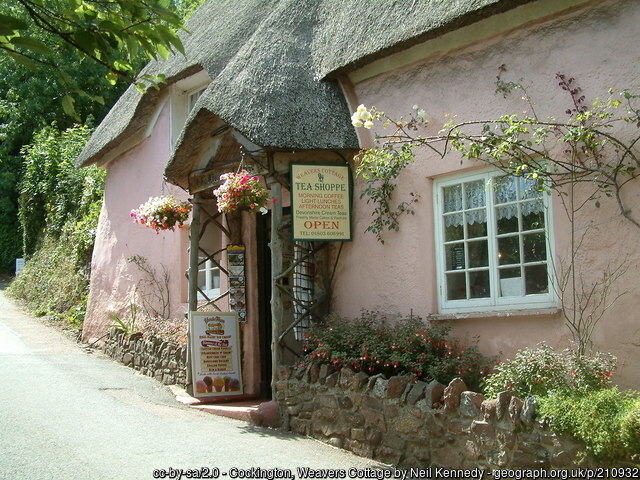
[496,205,519,234]
[443,184,463,212]
[494,176,517,204]
[464,180,486,209]
[525,264,549,294]
[445,244,465,271]
[468,240,488,268]
[498,235,520,265]
[469,270,490,298]
[519,176,542,200]
[212,270,221,289]
[499,267,522,297]
[467,210,487,238]
[522,200,545,231]
[523,232,546,262]
[446,272,466,300]
[444,214,463,241]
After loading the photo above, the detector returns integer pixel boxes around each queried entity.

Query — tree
[0,0,188,116]
[0,0,205,273]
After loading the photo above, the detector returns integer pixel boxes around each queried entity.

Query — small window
[434,169,556,313]
[187,87,205,114]
[197,257,221,301]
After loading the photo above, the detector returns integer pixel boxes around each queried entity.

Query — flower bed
[299,313,488,391]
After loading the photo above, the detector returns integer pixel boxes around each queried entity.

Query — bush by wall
[299,313,489,391]
[539,388,640,462]
[482,343,617,398]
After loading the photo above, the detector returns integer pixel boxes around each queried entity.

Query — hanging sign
[290,164,352,241]
[189,311,243,398]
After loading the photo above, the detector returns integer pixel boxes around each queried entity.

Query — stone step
[169,385,279,426]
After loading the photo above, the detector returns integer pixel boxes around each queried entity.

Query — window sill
[429,307,561,321]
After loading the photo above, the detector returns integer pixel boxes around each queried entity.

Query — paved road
[0,285,381,480]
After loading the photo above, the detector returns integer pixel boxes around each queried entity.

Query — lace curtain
[444,178,544,227]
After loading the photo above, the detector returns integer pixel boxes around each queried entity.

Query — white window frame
[197,257,221,301]
[169,70,210,147]
[433,168,557,314]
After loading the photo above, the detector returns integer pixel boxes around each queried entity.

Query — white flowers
[351,104,375,129]
[352,103,428,130]
[412,104,428,123]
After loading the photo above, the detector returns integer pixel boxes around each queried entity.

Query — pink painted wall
[82,102,190,343]
[333,0,640,387]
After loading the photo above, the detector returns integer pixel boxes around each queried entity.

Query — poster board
[189,311,243,398]
[227,245,247,321]
[290,164,352,241]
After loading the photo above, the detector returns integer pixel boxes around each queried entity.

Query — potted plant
[213,170,270,214]
[130,195,192,233]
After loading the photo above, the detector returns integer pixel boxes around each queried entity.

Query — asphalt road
[0,285,382,480]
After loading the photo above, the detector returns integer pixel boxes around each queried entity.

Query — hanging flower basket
[213,170,270,214]
[130,195,192,233]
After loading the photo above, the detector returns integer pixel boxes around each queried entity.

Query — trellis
[185,154,333,391]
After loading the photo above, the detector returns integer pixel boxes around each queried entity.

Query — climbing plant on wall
[352,71,639,354]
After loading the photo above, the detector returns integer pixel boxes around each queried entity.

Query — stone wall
[275,364,616,469]
[102,328,187,386]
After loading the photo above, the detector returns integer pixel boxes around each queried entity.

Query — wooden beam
[269,182,284,391]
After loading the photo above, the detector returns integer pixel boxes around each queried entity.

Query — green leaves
[0,13,27,34]
[0,0,196,117]
[355,143,419,243]
[9,36,51,55]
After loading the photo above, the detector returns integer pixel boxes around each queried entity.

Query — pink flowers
[213,170,270,214]
[130,195,191,233]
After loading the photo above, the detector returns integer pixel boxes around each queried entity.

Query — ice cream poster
[189,311,243,398]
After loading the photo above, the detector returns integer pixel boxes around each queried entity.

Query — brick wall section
[275,364,615,469]
[102,328,187,386]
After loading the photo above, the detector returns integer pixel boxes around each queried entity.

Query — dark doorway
[256,212,272,398]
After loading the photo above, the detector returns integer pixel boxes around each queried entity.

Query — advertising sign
[227,245,247,321]
[189,311,243,398]
[290,164,352,241]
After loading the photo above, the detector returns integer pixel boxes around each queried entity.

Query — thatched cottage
[78,0,640,396]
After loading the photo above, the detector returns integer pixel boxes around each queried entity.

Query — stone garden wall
[275,364,609,469]
[102,328,187,386]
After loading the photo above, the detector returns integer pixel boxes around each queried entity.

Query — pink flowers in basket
[213,170,270,214]
[130,195,192,233]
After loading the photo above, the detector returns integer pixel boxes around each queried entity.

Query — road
[0,285,381,480]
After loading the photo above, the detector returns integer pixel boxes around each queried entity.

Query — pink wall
[333,0,640,387]
[82,102,190,343]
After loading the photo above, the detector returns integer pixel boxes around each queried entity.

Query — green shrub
[299,313,489,390]
[482,343,616,398]
[621,401,640,461]
[539,388,639,461]
[8,122,105,331]
[8,235,89,331]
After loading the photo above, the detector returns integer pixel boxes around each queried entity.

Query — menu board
[189,311,243,398]
[290,164,352,241]
[227,245,247,321]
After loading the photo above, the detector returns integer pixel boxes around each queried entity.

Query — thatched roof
[312,0,536,79]
[77,0,536,174]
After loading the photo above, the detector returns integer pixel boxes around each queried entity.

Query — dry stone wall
[102,327,187,386]
[275,364,610,469]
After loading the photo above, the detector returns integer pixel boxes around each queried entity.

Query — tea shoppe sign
[290,164,352,241]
